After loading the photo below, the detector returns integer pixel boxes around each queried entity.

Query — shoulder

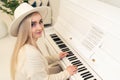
[20,44,41,57]
[24,44,39,52]
[24,44,37,50]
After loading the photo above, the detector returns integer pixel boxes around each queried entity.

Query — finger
[62,52,68,54]
[65,52,69,55]
[62,53,67,57]
[73,69,77,74]
[74,65,78,68]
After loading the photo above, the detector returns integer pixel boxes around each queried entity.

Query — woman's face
[31,12,43,40]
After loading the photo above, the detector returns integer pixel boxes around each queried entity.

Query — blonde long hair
[11,12,40,80]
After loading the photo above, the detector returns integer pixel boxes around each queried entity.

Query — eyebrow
[31,21,36,24]
[31,19,42,23]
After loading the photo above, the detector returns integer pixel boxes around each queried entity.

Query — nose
[37,23,43,30]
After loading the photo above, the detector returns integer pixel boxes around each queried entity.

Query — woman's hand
[59,52,69,59]
[66,65,78,75]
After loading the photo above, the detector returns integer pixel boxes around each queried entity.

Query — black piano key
[66,54,74,57]
[51,35,58,38]
[72,60,81,63]
[81,70,94,80]
[78,68,87,72]
[78,66,87,72]
[81,71,90,76]
[72,62,83,66]
[78,68,86,72]
[50,33,56,36]
[82,73,92,78]
[62,48,70,52]
[67,51,74,55]
[58,44,67,49]
[78,66,86,70]
[72,60,83,66]
[66,51,74,57]
[50,34,58,37]
[68,56,78,61]
[68,58,77,61]
[84,75,94,80]
[53,37,61,41]
[73,63,83,67]
[70,56,77,58]
[72,60,82,65]
[55,41,63,44]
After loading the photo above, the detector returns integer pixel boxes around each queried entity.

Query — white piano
[43,0,120,80]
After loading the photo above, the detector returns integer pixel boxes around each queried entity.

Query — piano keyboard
[49,33,102,80]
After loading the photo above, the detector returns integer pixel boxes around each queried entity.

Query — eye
[39,19,43,24]
[31,22,36,27]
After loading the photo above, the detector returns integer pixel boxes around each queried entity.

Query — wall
[49,0,60,25]
[98,0,120,8]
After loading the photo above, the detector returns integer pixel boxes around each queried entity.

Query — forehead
[31,12,42,21]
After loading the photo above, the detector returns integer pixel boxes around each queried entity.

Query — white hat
[10,2,48,37]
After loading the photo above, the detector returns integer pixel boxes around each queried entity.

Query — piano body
[43,0,120,80]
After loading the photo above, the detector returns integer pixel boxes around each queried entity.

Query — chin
[37,35,42,38]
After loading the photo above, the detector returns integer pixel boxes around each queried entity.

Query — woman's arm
[45,52,68,64]
[45,53,60,64]
[25,46,70,80]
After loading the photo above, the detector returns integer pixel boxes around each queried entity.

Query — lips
[36,31,42,35]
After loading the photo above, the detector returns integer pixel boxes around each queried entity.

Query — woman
[10,3,77,80]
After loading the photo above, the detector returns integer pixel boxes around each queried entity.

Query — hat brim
[10,6,48,37]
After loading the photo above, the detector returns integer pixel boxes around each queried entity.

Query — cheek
[41,26,44,31]
[31,28,35,36]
